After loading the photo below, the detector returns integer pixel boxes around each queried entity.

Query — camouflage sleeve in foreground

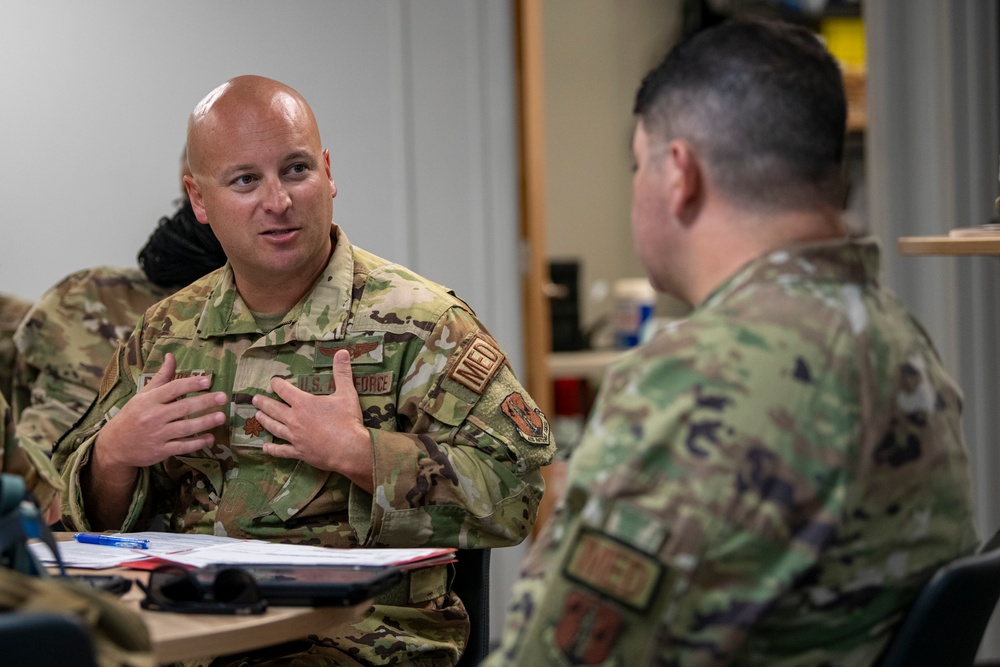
[0,392,63,511]
[0,293,31,406]
[12,266,169,454]
[486,238,977,667]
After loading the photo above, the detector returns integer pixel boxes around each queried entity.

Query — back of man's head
[634,19,847,212]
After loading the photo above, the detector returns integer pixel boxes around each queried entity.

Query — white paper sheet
[155,541,455,568]
[34,532,454,570]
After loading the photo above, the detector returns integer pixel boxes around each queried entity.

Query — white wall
[541,0,688,338]
[0,0,525,643]
[0,1,522,368]
[866,1,1000,659]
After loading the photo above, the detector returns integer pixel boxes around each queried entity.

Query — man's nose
[262,178,291,213]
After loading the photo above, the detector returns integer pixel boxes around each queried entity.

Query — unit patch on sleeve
[554,589,624,665]
[563,527,665,612]
[501,392,551,445]
[449,333,505,394]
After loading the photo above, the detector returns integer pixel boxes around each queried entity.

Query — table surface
[102,568,368,663]
[50,539,369,666]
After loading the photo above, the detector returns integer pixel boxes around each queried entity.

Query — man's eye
[234,174,255,186]
[288,163,307,175]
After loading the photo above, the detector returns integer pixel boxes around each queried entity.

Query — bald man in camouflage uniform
[486,20,976,667]
[55,75,553,667]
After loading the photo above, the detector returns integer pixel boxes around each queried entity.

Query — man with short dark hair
[486,19,976,666]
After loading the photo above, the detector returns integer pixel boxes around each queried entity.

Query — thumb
[143,352,177,391]
[332,349,357,397]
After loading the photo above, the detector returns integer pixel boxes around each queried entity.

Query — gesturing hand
[95,352,228,471]
[253,348,374,492]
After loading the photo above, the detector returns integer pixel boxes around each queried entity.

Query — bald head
[180,74,337,313]
[186,75,322,179]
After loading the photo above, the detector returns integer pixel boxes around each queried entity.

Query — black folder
[192,563,403,607]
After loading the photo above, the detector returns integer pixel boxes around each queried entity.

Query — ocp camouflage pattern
[487,237,977,667]
[0,391,62,511]
[57,227,553,666]
[0,293,31,406]
[12,266,172,453]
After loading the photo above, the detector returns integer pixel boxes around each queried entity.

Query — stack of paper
[32,532,455,570]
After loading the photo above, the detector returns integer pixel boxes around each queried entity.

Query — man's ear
[323,149,337,200]
[667,140,704,223]
[183,175,210,225]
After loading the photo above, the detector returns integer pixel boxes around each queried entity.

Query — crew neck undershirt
[250,310,288,334]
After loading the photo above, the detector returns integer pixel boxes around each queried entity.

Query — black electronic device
[191,563,404,607]
[57,574,133,597]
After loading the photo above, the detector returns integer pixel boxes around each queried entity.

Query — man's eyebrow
[284,150,316,164]
[221,163,256,180]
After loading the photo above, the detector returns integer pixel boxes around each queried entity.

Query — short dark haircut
[634,19,847,210]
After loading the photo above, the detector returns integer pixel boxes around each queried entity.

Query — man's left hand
[252,349,374,492]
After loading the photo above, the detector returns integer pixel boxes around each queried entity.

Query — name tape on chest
[563,528,664,612]
[137,369,212,391]
[295,372,394,396]
[448,333,505,395]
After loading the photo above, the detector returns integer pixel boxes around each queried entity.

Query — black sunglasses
[138,564,267,615]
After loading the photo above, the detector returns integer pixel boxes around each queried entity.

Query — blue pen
[73,533,150,550]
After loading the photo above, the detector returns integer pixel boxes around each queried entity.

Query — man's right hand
[83,352,227,529]
[94,352,228,469]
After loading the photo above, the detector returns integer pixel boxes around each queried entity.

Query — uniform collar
[699,236,882,311]
[196,225,355,340]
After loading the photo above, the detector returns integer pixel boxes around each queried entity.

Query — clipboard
[192,563,404,607]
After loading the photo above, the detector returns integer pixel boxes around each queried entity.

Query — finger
[163,433,216,457]
[141,353,177,391]
[158,391,227,423]
[332,349,358,398]
[253,409,290,441]
[159,410,226,442]
[154,375,215,403]
[253,392,291,420]
[270,376,303,405]
[262,442,299,460]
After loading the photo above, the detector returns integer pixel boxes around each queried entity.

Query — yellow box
[821,16,865,70]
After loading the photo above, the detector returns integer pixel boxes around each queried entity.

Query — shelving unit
[897,236,1000,257]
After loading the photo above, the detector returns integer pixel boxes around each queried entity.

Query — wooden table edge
[149,599,370,664]
[897,235,1000,256]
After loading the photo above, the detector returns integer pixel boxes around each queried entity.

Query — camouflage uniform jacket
[1,392,63,511]
[486,237,977,667]
[56,226,553,666]
[0,293,31,406]
[13,266,172,453]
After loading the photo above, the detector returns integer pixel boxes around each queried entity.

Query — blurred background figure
[12,150,227,454]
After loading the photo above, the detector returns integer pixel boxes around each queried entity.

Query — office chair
[453,548,492,667]
[872,537,1000,667]
[0,612,99,667]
